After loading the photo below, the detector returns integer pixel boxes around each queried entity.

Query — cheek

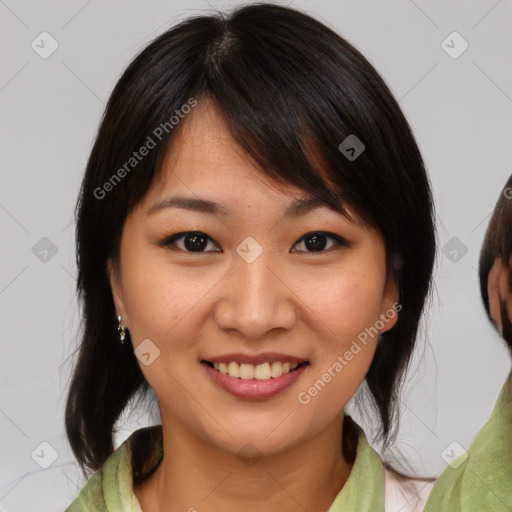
[119,256,220,394]
[297,266,386,393]
[120,245,229,353]
[122,263,207,341]
[292,271,385,416]
[300,267,386,342]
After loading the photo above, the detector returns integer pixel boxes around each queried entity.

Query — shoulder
[65,425,162,511]
[383,464,436,512]
[425,371,512,510]
[336,421,436,511]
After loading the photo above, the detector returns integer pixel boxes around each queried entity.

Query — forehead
[143,100,309,206]
[137,98,363,227]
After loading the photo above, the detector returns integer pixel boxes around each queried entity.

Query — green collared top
[65,420,385,512]
[424,370,512,512]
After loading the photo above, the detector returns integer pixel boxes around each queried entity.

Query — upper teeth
[212,361,300,380]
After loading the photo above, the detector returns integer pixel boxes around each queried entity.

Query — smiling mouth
[201,360,309,380]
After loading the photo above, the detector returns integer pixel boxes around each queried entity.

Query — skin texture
[108,99,399,512]
[487,256,512,333]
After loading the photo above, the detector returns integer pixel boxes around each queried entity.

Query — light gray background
[1,0,511,510]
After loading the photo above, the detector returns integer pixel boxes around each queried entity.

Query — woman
[65,4,436,511]
[425,177,512,511]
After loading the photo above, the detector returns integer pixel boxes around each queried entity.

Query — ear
[107,258,129,325]
[487,257,512,333]
[379,265,400,333]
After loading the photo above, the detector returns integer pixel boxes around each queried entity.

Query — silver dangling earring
[117,314,127,344]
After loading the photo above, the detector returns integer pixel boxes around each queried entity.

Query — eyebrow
[145,194,336,219]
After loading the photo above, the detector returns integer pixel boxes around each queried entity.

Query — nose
[214,251,297,339]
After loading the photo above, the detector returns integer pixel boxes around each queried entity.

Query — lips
[201,359,309,399]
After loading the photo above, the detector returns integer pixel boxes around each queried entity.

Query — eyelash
[157,231,350,254]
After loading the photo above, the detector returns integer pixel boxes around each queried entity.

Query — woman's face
[108,99,399,458]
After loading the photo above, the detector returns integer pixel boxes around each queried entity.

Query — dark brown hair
[479,175,512,351]
[65,2,436,484]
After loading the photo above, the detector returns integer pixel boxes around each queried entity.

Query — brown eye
[291,232,349,253]
[158,231,220,253]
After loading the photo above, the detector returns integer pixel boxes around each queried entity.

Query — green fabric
[425,370,512,512]
[65,429,152,512]
[328,425,385,511]
[66,421,385,511]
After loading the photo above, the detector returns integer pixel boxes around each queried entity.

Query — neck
[135,412,354,512]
